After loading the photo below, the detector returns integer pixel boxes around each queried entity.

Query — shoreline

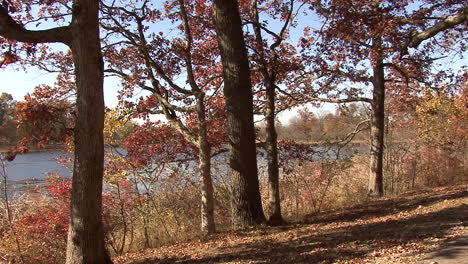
[0,145,66,153]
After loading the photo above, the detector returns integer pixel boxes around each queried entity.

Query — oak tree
[305,0,466,197]
[100,0,223,234]
[0,1,112,263]
[213,0,266,227]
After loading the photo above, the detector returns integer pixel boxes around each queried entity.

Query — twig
[0,154,25,263]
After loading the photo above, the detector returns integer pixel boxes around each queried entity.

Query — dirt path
[417,236,468,264]
[115,184,468,264]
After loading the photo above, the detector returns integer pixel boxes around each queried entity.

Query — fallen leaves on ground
[114,184,467,264]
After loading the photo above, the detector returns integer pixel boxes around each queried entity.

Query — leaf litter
[115,183,467,264]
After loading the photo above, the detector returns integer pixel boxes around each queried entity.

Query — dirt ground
[416,235,467,264]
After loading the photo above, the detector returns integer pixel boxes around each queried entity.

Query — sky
[0,57,320,123]
[0,60,338,126]
[0,67,55,101]
[3,2,464,125]
[0,65,123,108]
[0,2,325,124]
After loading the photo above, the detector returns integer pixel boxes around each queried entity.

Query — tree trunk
[251,2,283,225]
[0,1,110,262]
[65,1,112,263]
[368,52,385,198]
[197,93,215,234]
[212,0,266,227]
[265,79,284,225]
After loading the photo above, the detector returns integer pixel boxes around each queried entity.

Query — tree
[305,0,467,197]
[247,0,302,225]
[0,93,17,145]
[416,85,468,149]
[100,0,222,235]
[0,1,112,263]
[212,0,266,227]
[15,80,75,148]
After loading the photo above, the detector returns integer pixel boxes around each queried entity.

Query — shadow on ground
[303,188,467,225]
[416,236,468,264]
[127,187,468,264]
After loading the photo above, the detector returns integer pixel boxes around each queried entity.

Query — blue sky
[6,2,466,124]
[0,2,322,124]
[0,65,122,108]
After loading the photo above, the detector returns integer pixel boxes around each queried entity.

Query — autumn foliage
[0,0,466,263]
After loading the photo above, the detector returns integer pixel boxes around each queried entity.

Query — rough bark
[197,92,215,234]
[368,46,385,198]
[65,1,111,263]
[264,79,283,225]
[251,1,284,225]
[212,0,266,227]
[0,1,111,263]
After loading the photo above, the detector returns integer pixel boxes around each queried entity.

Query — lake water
[0,151,71,197]
[2,145,365,182]
[2,151,72,181]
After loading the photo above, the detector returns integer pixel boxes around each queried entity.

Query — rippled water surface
[3,151,71,181]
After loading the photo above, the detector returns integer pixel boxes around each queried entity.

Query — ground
[115,183,467,264]
[416,235,467,264]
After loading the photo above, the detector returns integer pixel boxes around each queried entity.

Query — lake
[0,151,70,197]
[2,145,364,180]
[2,151,72,181]
[0,144,366,196]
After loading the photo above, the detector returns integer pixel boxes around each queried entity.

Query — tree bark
[251,1,283,225]
[0,5,71,44]
[366,7,467,197]
[65,1,111,263]
[212,0,266,227]
[197,92,216,234]
[368,45,385,198]
[264,79,283,225]
[107,0,217,235]
[0,1,111,263]
[408,7,468,48]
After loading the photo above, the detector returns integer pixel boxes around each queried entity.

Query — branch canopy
[409,7,468,48]
[0,4,72,45]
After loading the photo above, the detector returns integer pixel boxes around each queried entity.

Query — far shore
[0,145,66,153]
[1,140,373,154]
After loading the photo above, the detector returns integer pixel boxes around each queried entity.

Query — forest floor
[115,183,468,264]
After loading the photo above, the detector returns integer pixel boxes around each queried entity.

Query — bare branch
[305,96,373,104]
[244,20,281,42]
[177,0,200,93]
[338,119,370,146]
[276,85,372,104]
[271,0,294,50]
[409,7,468,48]
[0,4,72,45]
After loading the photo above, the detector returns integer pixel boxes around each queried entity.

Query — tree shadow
[417,236,468,263]
[303,187,467,225]
[129,195,467,264]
